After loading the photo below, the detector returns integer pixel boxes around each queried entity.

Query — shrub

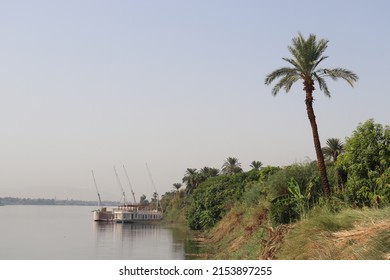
[265,162,323,225]
[187,173,251,230]
[337,119,390,207]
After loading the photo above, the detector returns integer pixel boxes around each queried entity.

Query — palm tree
[322,138,344,163]
[250,160,263,170]
[182,168,200,194]
[322,138,346,190]
[265,33,358,197]
[172,183,182,192]
[221,157,243,175]
[199,166,220,178]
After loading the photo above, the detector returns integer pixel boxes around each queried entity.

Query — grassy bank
[199,205,390,260]
[276,206,390,259]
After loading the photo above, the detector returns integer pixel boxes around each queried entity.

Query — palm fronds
[264,33,359,96]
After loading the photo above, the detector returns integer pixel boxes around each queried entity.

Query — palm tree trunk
[305,90,331,197]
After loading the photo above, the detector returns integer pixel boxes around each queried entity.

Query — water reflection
[169,226,204,260]
[92,222,202,259]
[0,206,203,260]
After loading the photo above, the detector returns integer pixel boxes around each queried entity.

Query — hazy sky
[1,0,389,201]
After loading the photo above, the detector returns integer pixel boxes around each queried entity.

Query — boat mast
[123,165,137,204]
[91,170,102,208]
[145,163,163,213]
[114,165,127,205]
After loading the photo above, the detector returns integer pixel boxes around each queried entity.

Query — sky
[1,0,389,201]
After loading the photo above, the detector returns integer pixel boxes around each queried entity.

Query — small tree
[337,119,390,206]
[139,194,149,205]
[322,138,344,163]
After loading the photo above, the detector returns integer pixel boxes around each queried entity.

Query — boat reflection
[92,222,201,259]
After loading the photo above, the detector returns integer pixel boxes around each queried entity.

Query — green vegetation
[187,173,249,230]
[160,118,389,259]
[160,34,388,259]
[337,119,390,207]
[161,121,389,260]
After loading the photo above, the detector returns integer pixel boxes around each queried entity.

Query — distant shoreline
[0,197,117,206]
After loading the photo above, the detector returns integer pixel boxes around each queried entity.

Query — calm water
[0,205,201,260]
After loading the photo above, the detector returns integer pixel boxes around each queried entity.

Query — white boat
[92,166,163,223]
[113,204,163,223]
[93,204,162,223]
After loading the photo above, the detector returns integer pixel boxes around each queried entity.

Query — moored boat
[113,204,163,223]
[91,166,163,223]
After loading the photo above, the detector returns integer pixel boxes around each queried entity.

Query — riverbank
[194,205,390,259]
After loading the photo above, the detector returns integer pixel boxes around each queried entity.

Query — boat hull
[93,208,114,222]
[113,209,163,223]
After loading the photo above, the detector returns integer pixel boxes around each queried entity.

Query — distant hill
[0,197,118,206]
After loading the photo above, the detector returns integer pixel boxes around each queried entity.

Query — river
[0,205,201,260]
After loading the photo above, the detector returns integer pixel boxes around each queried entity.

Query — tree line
[162,118,389,230]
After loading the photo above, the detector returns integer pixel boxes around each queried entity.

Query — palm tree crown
[182,168,200,194]
[173,183,182,191]
[199,166,220,178]
[221,157,243,175]
[265,33,358,97]
[250,160,263,170]
[322,138,344,163]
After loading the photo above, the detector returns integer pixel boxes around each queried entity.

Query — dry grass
[333,220,390,242]
[195,204,390,260]
[209,207,245,243]
[260,224,291,259]
[204,204,270,259]
[331,219,390,259]
[275,207,390,260]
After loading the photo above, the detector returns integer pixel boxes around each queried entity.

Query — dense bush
[265,162,323,225]
[241,181,267,207]
[187,173,251,230]
[337,119,390,207]
[270,194,301,225]
[267,162,322,200]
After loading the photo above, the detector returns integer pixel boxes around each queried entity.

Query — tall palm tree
[265,33,358,197]
[250,160,263,170]
[221,157,243,175]
[322,138,344,163]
